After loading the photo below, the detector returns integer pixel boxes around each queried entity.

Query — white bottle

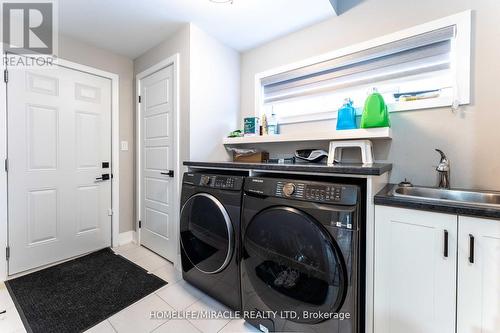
[267,110,279,135]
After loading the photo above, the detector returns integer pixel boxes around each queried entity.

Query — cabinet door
[458,216,500,333]
[374,206,457,333]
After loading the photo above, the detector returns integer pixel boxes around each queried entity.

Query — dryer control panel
[245,177,359,206]
[183,173,244,191]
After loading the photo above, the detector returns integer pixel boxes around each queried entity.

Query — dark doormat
[6,248,167,333]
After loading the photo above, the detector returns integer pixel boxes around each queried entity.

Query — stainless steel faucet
[435,149,450,189]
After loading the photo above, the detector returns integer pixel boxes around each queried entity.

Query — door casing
[135,54,181,268]
[0,55,120,281]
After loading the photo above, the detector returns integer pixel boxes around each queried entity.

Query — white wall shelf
[223,127,392,145]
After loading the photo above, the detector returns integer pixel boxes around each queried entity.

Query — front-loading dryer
[180,172,244,311]
[241,176,363,333]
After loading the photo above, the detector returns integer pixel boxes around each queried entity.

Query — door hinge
[4,159,7,172]
[138,95,141,103]
[6,247,10,261]
[139,220,142,228]
[108,208,113,216]
[3,69,8,83]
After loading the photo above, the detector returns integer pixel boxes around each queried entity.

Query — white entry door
[7,64,112,275]
[140,65,176,262]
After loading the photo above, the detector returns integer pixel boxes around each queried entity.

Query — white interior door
[7,64,112,275]
[140,65,176,262]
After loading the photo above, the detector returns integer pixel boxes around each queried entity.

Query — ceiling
[59,0,336,59]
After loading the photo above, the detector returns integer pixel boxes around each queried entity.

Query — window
[256,11,471,124]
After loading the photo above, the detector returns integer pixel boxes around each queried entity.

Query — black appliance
[241,177,363,333]
[180,172,244,310]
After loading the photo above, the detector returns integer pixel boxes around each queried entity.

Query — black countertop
[375,184,500,219]
[183,161,392,176]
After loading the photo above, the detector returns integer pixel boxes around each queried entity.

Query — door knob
[161,170,174,177]
[95,174,110,181]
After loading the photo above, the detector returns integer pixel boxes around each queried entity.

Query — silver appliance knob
[283,183,296,196]
[201,176,211,186]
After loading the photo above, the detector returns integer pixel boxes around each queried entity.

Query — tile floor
[0,243,259,333]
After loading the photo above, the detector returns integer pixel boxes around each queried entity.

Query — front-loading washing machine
[241,176,363,332]
[180,171,244,310]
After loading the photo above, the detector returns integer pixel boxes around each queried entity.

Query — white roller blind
[262,25,456,104]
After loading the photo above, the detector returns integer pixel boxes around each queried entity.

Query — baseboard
[118,231,136,246]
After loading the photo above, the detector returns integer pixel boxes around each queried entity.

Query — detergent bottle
[360,88,390,128]
[336,98,357,130]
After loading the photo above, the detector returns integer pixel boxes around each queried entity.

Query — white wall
[133,24,240,234]
[240,0,500,191]
[189,24,240,161]
[134,23,240,165]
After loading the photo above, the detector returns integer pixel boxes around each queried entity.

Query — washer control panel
[276,182,344,202]
[305,184,343,202]
[183,173,244,191]
[246,177,359,205]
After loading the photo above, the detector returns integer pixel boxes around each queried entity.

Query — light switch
[120,141,129,151]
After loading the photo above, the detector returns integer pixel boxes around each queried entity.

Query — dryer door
[243,206,348,323]
[180,193,234,274]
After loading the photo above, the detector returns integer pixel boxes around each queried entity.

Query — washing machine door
[180,193,234,274]
[243,206,347,323]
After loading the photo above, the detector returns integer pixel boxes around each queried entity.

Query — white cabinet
[374,206,458,333]
[457,216,500,333]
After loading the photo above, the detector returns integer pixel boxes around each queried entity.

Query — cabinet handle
[443,230,449,258]
[468,234,475,264]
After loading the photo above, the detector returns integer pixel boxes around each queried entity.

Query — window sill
[389,96,454,112]
[271,96,456,125]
